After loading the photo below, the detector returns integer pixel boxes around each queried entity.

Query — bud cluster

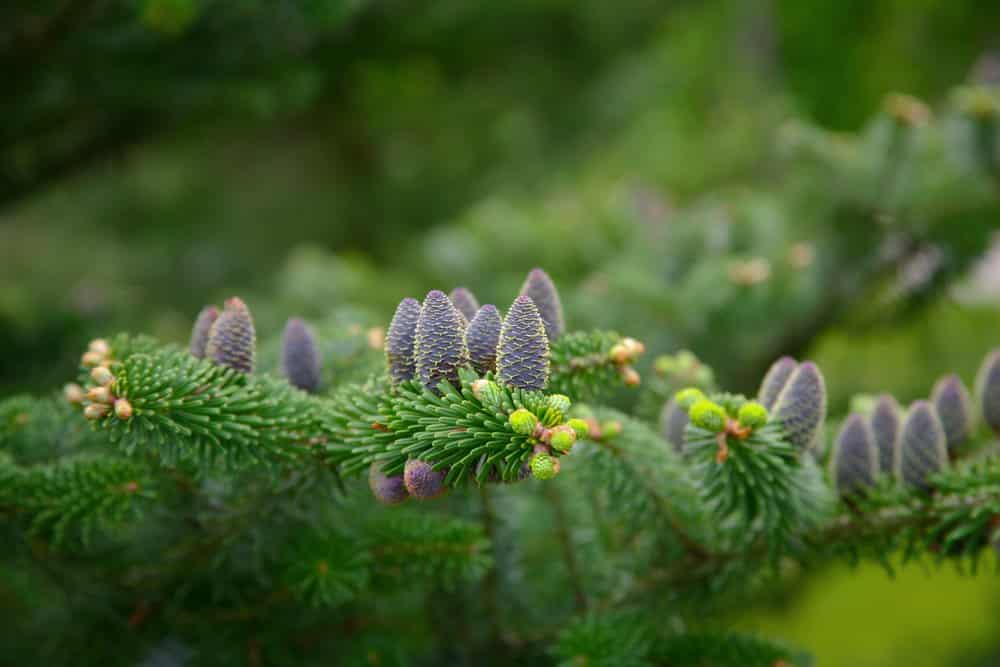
[608,337,644,387]
[66,339,133,422]
[676,387,772,464]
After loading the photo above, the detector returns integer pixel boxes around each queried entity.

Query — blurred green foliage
[2,0,1000,664]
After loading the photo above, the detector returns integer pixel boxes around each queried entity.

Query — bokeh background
[3,1,1000,664]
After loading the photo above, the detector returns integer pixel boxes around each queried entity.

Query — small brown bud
[88,338,111,357]
[114,398,134,420]
[367,326,385,351]
[87,386,115,404]
[620,365,641,387]
[609,343,630,365]
[90,366,115,386]
[84,403,110,420]
[122,480,140,494]
[622,337,645,358]
[63,383,85,404]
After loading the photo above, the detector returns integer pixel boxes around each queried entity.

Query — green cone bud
[530,453,558,480]
[465,305,502,375]
[403,459,447,500]
[659,398,689,452]
[566,418,590,440]
[674,388,706,411]
[281,318,322,394]
[509,408,538,435]
[758,356,797,410]
[519,268,565,340]
[601,420,622,438]
[415,290,470,392]
[689,399,727,432]
[189,305,219,359]
[899,401,948,491]
[870,394,902,475]
[773,361,827,451]
[737,401,769,429]
[449,287,481,322]
[931,374,973,455]
[386,297,421,387]
[549,424,577,453]
[497,295,550,391]
[205,297,256,374]
[976,349,1000,434]
[833,413,878,495]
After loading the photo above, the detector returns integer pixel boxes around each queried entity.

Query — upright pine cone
[772,361,827,451]
[659,397,688,452]
[189,305,219,359]
[205,297,256,374]
[497,295,550,391]
[977,349,1000,435]
[466,305,502,375]
[281,318,322,393]
[519,268,565,340]
[386,297,422,387]
[833,413,878,495]
[449,287,481,323]
[899,400,948,491]
[758,356,797,410]
[931,374,973,455]
[870,394,902,475]
[415,290,470,392]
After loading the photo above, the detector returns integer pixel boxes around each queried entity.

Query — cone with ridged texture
[369,463,409,505]
[931,374,973,455]
[415,290,469,392]
[659,398,688,452]
[976,350,1000,435]
[404,459,447,500]
[189,305,219,359]
[497,295,550,391]
[899,401,948,492]
[870,394,902,475]
[449,287,481,323]
[519,268,565,340]
[772,361,827,451]
[205,298,256,374]
[466,305,502,375]
[758,356,797,410]
[281,318,322,394]
[833,414,878,495]
[386,298,422,387]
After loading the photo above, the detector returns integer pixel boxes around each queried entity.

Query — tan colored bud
[622,337,645,358]
[87,386,115,404]
[63,383,85,404]
[81,351,104,367]
[609,343,630,365]
[367,326,385,351]
[90,366,115,386]
[620,365,641,387]
[88,338,111,357]
[114,398,134,420]
[84,403,110,420]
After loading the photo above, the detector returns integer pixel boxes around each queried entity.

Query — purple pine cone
[931,374,973,455]
[386,297,422,387]
[773,361,827,451]
[758,356,797,410]
[899,401,948,491]
[977,349,1000,435]
[466,305,502,375]
[281,318,322,393]
[659,398,689,452]
[369,463,409,505]
[403,459,447,499]
[833,414,878,495]
[870,394,902,475]
[519,268,565,340]
[205,297,256,374]
[449,287,481,323]
[189,305,219,359]
[497,295,550,391]
[415,291,470,392]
